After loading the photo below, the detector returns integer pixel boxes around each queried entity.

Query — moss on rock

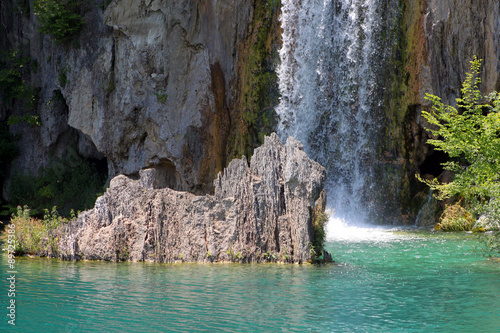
[228,0,281,162]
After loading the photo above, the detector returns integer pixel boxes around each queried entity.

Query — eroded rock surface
[59,134,326,263]
[1,0,254,197]
[64,0,253,193]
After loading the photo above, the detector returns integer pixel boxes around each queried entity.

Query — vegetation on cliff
[0,46,36,213]
[311,210,329,262]
[0,44,105,219]
[434,203,475,231]
[4,149,106,217]
[420,57,500,205]
[380,0,429,223]
[0,47,38,110]
[33,0,84,43]
[229,0,281,162]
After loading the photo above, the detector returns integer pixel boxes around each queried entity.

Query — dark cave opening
[419,149,449,178]
[88,156,109,179]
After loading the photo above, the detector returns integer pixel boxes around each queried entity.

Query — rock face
[59,134,327,263]
[1,0,257,197]
[62,0,255,193]
[63,0,254,192]
[2,0,499,224]
[0,0,109,184]
[423,0,500,104]
[386,0,500,222]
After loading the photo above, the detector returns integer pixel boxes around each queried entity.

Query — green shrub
[34,0,83,43]
[311,211,328,259]
[7,114,42,126]
[226,245,243,262]
[418,57,500,238]
[262,251,278,262]
[418,57,500,204]
[12,205,69,256]
[435,203,475,231]
[154,91,168,103]
[0,48,37,108]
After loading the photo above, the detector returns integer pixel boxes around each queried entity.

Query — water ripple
[1,232,499,332]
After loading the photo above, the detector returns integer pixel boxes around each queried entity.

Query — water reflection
[1,233,499,332]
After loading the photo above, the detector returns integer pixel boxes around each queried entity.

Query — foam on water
[326,214,413,242]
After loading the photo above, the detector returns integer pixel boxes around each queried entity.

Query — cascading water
[276,0,400,225]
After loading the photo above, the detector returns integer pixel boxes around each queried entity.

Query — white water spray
[326,215,412,242]
[276,0,399,228]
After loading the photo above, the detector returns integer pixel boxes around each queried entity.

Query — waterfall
[276,0,399,223]
[414,189,433,227]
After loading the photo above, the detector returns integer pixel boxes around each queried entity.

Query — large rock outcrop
[59,134,327,263]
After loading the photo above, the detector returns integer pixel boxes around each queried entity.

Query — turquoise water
[1,229,499,332]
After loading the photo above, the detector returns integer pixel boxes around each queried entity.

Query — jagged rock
[59,134,327,263]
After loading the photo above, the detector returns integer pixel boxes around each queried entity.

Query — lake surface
[1,225,499,332]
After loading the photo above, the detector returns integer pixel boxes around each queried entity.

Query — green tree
[0,48,37,108]
[33,0,83,43]
[419,56,500,207]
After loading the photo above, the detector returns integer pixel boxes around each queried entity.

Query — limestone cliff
[65,0,254,193]
[58,133,327,263]
[1,0,280,202]
[2,0,499,224]
[384,0,500,221]
[0,0,108,183]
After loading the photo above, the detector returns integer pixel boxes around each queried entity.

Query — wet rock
[414,191,441,228]
[474,215,500,231]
